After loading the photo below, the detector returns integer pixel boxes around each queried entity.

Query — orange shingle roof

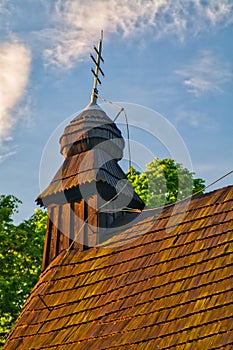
[4,185,233,349]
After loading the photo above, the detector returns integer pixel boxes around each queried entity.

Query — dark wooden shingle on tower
[36,102,144,270]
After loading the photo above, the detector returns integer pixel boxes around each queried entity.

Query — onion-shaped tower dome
[60,102,125,160]
[36,101,144,211]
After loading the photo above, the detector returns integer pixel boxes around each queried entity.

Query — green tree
[0,196,47,346]
[127,158,205,207]
[127,166,148,203]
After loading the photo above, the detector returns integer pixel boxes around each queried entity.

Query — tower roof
[60,103,124,159]
[37,103,143,209]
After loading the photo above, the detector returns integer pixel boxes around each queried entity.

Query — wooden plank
[84,200,89,249]
[87,195,98,247]
[42,207,53,271]
[73,199,85,250]
[69,201,74,246]
[49,206,59,263]
[59,203,71,251]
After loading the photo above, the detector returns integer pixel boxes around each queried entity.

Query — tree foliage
[126,166,148,204]
[127,158,205,207]
[0,196,47,346]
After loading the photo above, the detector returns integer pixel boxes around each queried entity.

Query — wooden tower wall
[42,197,103,271]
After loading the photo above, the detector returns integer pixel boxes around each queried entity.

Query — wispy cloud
[42,0,233,68]
[0,0,8,14]
[174,107,217,129]
[0,41,31,149]
[176,50,233,96]
[0,149,17,164]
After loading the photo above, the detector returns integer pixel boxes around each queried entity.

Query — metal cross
[90,30,105,104]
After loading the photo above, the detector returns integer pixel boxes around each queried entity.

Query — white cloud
[203,1,233,26]
[43,0,233,68]
[176,50,233,96]
[0,41,31,147]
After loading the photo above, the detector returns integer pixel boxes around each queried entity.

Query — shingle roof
[36,104,143,209]
[4,185,233,350]
[36,149,140,206]
[59,106,124,159]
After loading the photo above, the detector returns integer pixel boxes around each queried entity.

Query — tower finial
[90,30,104,104]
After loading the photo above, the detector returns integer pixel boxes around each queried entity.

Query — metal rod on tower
[90,30,104,104]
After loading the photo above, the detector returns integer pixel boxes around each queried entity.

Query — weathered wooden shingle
[37,149,135,202]
[4,185,233,349]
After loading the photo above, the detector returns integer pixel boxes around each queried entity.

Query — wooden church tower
[37,33,144,270]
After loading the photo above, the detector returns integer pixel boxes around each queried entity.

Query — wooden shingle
[3,185,233,349]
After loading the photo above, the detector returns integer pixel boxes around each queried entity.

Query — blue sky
[0,0,233,222]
